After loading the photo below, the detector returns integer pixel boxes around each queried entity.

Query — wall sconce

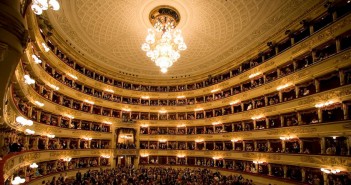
[83,137,92,141]
[101,155,110,159]
[212,121,221,125]
[321,168,341,174]
[141,124,149,128]
[159,110,167,114]
[253,160,265,164]
[65,114,74,119]
[24,75,35,85]
[31,54,42,64]
[211,89,220,93]
[29,163,38,168]
[195,139,204,143]
[47,134,55,138]
[42,43,50,52]
[158,139,167,143]
[16,116,33,126]
[122,108,131,112]
[104,121,112,125]
[194,108,204,111]
[230,100,241,105]
[84,100,94,105]
[25,129,35,135]
[11,176,25,184]
[106,89,114,93]
[141,154,149,157]
[34,101,44,107]
[315,100,336,108]
[141,96,150,99]
[177,95,185,99]
[249,72,261,79]
[62,157,72,162]
[48,84,59,91]
[276,83,292,91]
[68,74,78,80]
[231,139,239,142]
[177,124,186,127]
[212,156,222,160]
[280,136,296,140]
[251,115,265,120]
[177,155,185,158]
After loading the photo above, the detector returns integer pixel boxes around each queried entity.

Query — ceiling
[46,0,320,83]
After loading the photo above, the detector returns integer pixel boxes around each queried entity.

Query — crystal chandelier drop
[31,0,60,15]
[141,6,187,73]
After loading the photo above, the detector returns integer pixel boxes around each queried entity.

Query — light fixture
[25,129,35,135]
[141,124,149,128]
[280,136,296,140]
[212,156,222,160]
[24,75,35,85]
[29,163,39,168]
[276,83,292,91]
[31,54,42,64]
[34,101,44,107]
[106,89,114,93]
[177,155,185,158]
[158,139,167,143]
[230,100,241,105]
[65,114,74,119]
[195,139,204,143]
[104,121,112,125]
[159,110,167,114]
[251,115,264,120]
[211,89,220,93]
[68,74,78,80]
[16,116,33,126]
[42,43,50,52]
[122,108,131,112]
[11,176,25,185]
[249,72,261,79]
[101,155,111,159]
[177,95,186,99]
[62,157,72,162]
[212,121,221,125]
[321,168,340,174]
[31,0,60,15]
[47,134,55,138]
[177,124,186,127]
[141,6,186,73]
[84,100,94,105]
[141,96,150,99]
[315,100,335,108]
[231,139,239,142]
[141,154,149,157]
[83,137,92,141]
[48,84,59,90]
[332,136,337,139]
[194,108,204,111]
[253,160,264,164]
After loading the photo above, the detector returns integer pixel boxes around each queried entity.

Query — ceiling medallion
[141,6,187,73]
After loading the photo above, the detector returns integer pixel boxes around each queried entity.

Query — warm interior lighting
[34,101,44,107]
[68,74,78,80]
[159,110,167,114]
[280,136,296,140]
[84,100,94,105]
[212,156,221,160]
[177,95,186,99]
[83,137,92,141]
[122,108,131,112]
[177,124,186,127]
[47,134,55,138]
[158,139,167,143]
[251,115,264,120]
[62,157,72,162]
[141,6,186,73]
[141,96,150,99]
[29,163,38,168]
[31,0,60,15]
[25,129,35,135]
[211,89,220,93]
[332,136,337,139]
[231,139,239,142]
[24,75,35,85]
[101,155,111,159]
[195,139,204,143]
[276,83,292,91]
[321,168,340,174]
[249,72,261,79]
[106,89,114,93]
[11,176,25,185]
[48,84,59,90]
[230,100,241,105]
[211,121,221,125]
[42,43,50,52]
[141,154,149,157]
[31,54,42,64]
[65,114,74,119]
[141,124,149,128]
[104,121,112,125]
[194,108,204,111]
[177,155,185,158]
[253,160,264,164]
[16,116,33,126]
[315,100,335,108]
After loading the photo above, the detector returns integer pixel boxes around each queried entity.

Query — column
[283,165,288,178]
[317,108,323,123]
[343,103,349,120]
[295,86,299,98]
[299,140,304,153]
[314,79,320,93]
[297,112,302,125]
[268,164,272,176]
[281,140,286,152]
[253,120,257,130]
[280,115,285,127]
[242,141,246,151]
[336,38,341,53]
[265,118,270,129]
[320,137,325,154]
[254,141,257,151]
[346,136,351,155]
[339,70,345,86]
[323,173,328,185]
[278,91,283,102]
[301,168,306,182]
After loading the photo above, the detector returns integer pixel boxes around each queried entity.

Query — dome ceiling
[46,0,319,82]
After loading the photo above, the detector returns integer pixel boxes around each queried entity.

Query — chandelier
[31,0,60,15]
[141,6,187,73]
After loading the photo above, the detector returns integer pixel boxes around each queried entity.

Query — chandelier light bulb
[11,176,25,185]
[49,0,60,11]
[161,68,167,73]
[141,43,150,51]
[31,0,60,15]
[31,4,43,15]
